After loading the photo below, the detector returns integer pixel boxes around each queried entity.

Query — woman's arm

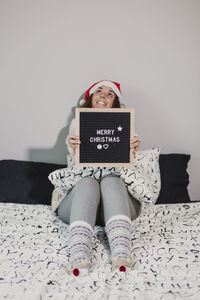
[67,135,81,156]
[66,119,81,156]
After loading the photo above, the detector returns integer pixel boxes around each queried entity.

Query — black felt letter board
[75,108,134,167]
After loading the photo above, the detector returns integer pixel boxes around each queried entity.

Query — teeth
[97,101,105,105]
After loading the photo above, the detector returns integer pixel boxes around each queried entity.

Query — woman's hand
[68,135,81,156]
[130,136,141,158]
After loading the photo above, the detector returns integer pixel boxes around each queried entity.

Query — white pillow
[49,148,161,205]
[119,148,161,204]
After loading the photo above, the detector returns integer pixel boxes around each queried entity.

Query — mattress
[0,201,200,300]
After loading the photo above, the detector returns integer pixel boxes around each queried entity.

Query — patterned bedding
[0,201,200,300]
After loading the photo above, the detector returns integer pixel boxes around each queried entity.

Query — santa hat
[85,80,122,99]
[79,80,122,106]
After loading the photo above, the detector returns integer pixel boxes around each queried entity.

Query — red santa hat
[84,80,122,100]
[79,80,122,106]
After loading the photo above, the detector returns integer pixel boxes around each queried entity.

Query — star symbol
[117,126,123,131]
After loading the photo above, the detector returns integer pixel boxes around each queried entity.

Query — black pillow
[156,154,191,204]
[0,160,65,205]
[0,155,191,206]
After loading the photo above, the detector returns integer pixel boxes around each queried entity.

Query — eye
[96,88,102,93]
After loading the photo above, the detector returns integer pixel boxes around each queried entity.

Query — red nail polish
[73,268,79,276]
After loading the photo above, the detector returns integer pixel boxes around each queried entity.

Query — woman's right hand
[68,135,81,156]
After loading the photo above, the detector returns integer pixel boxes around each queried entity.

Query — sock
[69,220,93,271]
[105,215,133,269]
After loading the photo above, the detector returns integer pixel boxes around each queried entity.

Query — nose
[100,91,107,98]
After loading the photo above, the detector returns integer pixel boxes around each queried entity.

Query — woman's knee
[75,177,99,191]
[100,175,125,190]
[74,177,100,205]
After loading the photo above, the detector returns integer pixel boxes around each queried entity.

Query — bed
[0,153,200,300]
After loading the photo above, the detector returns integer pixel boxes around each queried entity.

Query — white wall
[0,0,199,200]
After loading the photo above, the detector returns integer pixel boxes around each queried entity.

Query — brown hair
[81,94,121,108]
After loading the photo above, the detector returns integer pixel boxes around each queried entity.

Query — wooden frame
[75,108,134,167]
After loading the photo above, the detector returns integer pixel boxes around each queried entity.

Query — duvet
[0,201,200,299]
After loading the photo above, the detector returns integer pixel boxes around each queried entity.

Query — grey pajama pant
[57,175,141,227]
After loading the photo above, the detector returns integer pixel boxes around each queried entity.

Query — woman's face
[91,85,116,108]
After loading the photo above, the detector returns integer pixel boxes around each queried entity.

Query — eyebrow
[97,87,115,94]
[108,89,115,93]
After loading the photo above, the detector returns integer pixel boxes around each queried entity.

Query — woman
[53,80,141,277]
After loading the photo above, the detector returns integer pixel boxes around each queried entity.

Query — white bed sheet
[0,201,200,300]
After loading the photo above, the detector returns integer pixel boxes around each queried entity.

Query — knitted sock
[105,215,133,271]
[68,220,93,276]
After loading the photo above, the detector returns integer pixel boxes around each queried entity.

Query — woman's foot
[66,258,90,277]
[68,221,93,277]
[111,255,134,272]
[105,215,133,272]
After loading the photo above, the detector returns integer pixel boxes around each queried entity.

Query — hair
[81,94,121,108]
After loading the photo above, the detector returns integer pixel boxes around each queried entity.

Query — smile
[97,101,106,106]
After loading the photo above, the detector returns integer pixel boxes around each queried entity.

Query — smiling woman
[92,86,116,108]
[50,80,142,278]
[82,80,121,108]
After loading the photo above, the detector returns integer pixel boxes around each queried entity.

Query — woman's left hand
[130,136,141,158]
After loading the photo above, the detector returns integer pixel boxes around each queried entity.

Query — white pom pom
[79,99,86,106]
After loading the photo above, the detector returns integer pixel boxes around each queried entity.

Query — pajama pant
[57,175,141,227]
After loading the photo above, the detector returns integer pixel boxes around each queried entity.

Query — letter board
[75,108,134,167]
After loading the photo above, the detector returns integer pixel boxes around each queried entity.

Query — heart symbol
[103,144,109,149]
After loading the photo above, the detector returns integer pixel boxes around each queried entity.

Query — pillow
[120,148,161,204]
[155,154,191,204]
[0,160,65,205]
[0,153,191,206]
[49,148,161,206]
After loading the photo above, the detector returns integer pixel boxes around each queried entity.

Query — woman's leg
[58,177,100,227]
[128,193,141,220]
[100,175,139,271]
[58,177,100,276]
[100,175,140,223]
